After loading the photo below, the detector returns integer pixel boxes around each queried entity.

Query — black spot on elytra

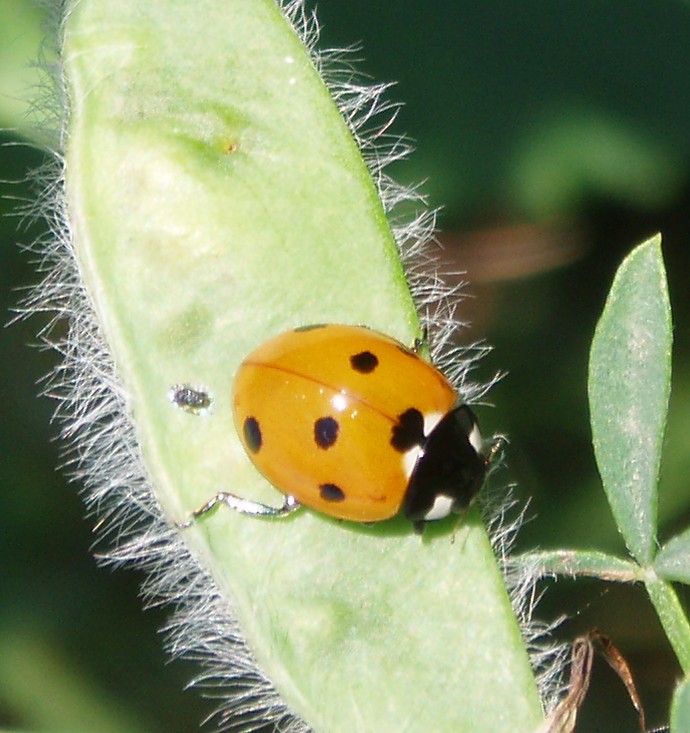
[320,483,345,502]
[314,416,339,448]
[243,417,262,453]
[390,408,425,452]
[350,350,379,373]
[294,323,326,332]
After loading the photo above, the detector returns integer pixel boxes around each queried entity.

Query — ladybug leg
[412,324,429,354]
[177,493,300,528]
[483,434,507,471]
[450,506,470,545]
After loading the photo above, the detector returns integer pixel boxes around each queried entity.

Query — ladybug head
[403,404,486,531]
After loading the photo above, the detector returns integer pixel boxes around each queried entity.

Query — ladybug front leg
[177,492,300,528]
[412,324,429,354]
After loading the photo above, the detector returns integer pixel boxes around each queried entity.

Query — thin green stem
[645,569,690,674]
[513,549,643,583]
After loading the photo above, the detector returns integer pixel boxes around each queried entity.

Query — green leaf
[656,528,690,584]
[0,0,52,139]
[588,235,671,564]
[60,1,543,731]
[671,676,690,733]
[512,549,641,582]
[644,575,690,674]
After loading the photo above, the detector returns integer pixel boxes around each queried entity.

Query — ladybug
[182,324,489,533]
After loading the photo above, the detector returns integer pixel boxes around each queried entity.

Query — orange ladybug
[183,324,488,532]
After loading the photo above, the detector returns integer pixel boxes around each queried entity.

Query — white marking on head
[423,411,443,437]
[423,494,455,521]
[401,446,423,480]
[468,421,483,455]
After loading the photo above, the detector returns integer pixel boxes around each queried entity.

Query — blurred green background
[1,1,689,731]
